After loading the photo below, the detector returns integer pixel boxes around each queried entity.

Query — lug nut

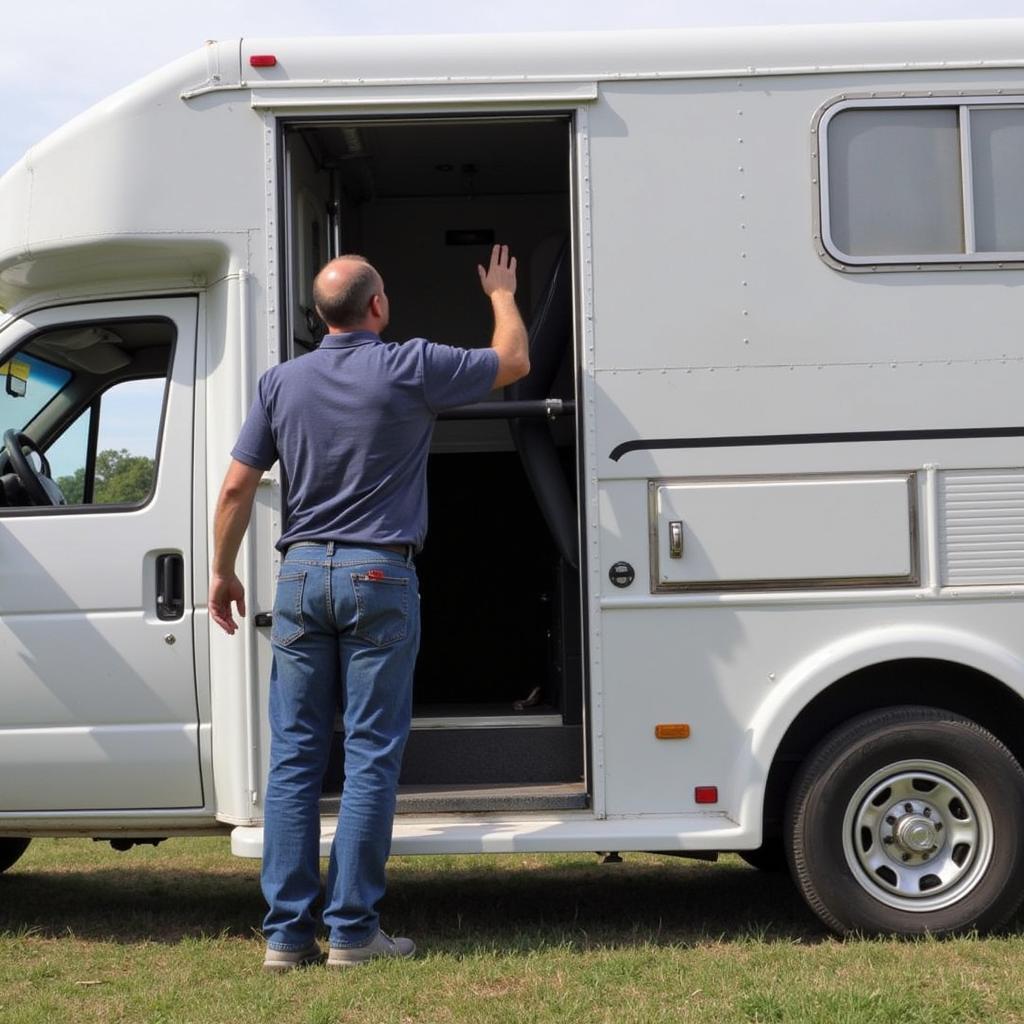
[904,803,913,813]
[883,836,894,845]
[902,853,911,862]
[935,823,943,831]
[886,816,897,825]
[923,808,931,817]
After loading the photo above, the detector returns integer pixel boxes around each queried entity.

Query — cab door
[0,297,202,812]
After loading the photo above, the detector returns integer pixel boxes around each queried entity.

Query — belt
[287,540,411,557]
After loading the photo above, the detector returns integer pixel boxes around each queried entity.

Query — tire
[739,839,789,873]
[786,705,1024,936]
[0,838,30,874]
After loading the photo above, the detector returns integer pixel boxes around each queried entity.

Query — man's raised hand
[477,244,517,297]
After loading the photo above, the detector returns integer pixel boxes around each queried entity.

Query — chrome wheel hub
[892,809,938,855]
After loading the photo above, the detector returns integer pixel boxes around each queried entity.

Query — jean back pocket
[352,572,410,648]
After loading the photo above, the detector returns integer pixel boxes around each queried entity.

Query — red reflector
[250,55,277,68]
[694,786,718,805]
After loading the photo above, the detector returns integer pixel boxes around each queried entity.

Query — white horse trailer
[3,21,1024,936]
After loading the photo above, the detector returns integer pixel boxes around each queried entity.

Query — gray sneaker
[327,930,416,968]
[263,941,323,972]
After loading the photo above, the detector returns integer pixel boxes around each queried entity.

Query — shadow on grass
[389,855,827,952]
[0,851,827,949]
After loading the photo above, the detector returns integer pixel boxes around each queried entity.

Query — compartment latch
[668,521,684,559]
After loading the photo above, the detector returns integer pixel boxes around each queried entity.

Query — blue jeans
[261,542,420,951]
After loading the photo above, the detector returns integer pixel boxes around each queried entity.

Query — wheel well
[760,659,1024,841]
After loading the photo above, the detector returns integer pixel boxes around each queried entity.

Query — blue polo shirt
[231,331,499,551]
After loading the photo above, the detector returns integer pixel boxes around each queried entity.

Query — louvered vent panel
[940,470,1024,585]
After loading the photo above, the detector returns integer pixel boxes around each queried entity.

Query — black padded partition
[507,240,579,568]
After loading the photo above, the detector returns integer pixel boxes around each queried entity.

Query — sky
[2,0,1023,176]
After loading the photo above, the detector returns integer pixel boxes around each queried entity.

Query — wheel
[0,838,31,874]
[739,839,789,873]
[786,705,1024,936]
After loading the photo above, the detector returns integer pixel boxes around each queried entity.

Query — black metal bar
[438,399,575,421]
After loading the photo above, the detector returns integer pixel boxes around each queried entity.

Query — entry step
[320,781,587,816]
[326,723,583,787]
[411,702,563,730]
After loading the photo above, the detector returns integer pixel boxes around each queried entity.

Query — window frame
[815,91,1024,272]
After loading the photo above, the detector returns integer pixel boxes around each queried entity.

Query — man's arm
[209,459,264,635]
[478,244,530,389]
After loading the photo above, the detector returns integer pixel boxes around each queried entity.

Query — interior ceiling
[300,120,569,200]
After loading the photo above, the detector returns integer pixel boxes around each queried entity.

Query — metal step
[411,703,563,730]
[336,703,566,730]
[319,781,588,816]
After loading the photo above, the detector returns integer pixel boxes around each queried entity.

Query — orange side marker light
[654,723,691,739]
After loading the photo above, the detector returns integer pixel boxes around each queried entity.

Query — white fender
[733,624,1024,837]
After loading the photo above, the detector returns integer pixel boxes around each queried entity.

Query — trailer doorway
[280,115,586,813]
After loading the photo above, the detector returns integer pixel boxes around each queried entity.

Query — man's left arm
[209,459,264,635]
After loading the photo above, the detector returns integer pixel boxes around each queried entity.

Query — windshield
[0,351,72,437]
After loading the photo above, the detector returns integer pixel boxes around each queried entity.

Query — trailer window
[970,109,1024,252]
[821,101,1024,267]
[827,108,963,258]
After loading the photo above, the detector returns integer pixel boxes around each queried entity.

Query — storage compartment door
[650,474,917,592]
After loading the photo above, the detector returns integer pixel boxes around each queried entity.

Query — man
[209,245,529,971]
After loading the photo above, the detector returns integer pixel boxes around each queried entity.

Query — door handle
[156,553,185,621]
[668,521,684,559]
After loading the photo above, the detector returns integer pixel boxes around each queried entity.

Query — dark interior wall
[360,195,567,349]
[285,117,572,351]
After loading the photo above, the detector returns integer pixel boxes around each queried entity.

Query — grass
[2,838,1024,1023]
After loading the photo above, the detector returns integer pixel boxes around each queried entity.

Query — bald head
[313,255,385,331]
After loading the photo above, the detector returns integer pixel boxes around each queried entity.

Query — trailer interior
[280,116,586,813]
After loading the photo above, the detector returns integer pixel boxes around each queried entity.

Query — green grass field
[2,837,1024,1023]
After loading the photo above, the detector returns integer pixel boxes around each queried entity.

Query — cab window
[0,319,174,511]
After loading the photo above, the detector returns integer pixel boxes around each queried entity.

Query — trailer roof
[4,17,1024,312]
[213,19,1024,96]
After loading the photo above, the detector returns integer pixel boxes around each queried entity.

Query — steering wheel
[0,429,65,506]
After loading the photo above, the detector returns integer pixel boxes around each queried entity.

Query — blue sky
[2,0,1022,175]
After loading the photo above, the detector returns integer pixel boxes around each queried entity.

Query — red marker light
[250,55,277,68]
[694,786,718,805]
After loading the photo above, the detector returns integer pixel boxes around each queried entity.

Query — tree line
[57,449,155,505]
